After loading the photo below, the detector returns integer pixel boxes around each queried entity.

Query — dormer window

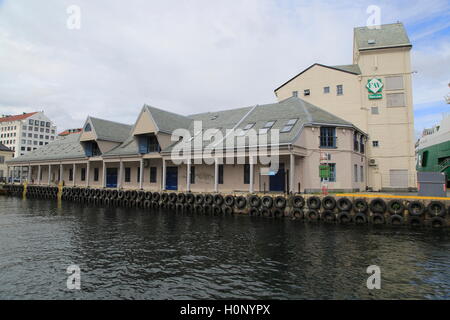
[84,123,92,132]
[138,134,161,154]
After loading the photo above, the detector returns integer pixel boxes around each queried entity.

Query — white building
[0,111,57,158]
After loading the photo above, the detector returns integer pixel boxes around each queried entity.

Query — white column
[73,163,76,187]
[28,165,31,182]
[162,159,166,191]
[118,160,123,189]
[59,164,63,183]
[86,161,90,188]
[102,161,106,188]
[187,159,191,192]
[37,165,41,185]
[214,158,218,192]
[48,165,51,185]
[139,158,144,189]
[6,166,10,183]
[249,157,254,193]
[290,153,295,193]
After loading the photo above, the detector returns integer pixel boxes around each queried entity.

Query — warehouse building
[6,97,368,193]
[274,23,416,191]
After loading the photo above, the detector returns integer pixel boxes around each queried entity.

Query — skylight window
[259,121,275,135]
[237,123,255,136]
[244,123,255,130]
[280,119,298,133]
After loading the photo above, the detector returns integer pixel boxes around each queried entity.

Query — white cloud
[0,0,448,132]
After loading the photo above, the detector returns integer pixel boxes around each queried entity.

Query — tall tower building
[274,22,416,191]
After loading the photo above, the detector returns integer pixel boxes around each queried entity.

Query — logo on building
[367,78,383,99]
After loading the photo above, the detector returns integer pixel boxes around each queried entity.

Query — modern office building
[274,23,416,191]
[6,98,368,193]
[0,111,58,158]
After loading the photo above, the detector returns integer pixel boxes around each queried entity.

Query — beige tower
[274,22,416,191]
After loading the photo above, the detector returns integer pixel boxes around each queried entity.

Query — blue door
[106,168,118,188]
[269,163,285,192]
[166,167,178,191]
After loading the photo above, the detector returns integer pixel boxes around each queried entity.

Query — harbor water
[0,197,449,299]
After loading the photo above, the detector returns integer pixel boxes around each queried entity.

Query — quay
[2,184,449,228]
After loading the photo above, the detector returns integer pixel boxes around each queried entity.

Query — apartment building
[0,112,58,158]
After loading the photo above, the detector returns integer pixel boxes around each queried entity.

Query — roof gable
[0,112,38,123]
[274,63,360,93]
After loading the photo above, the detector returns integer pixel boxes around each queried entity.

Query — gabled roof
[6,132,85,163]
[0,143,13,152]
[144,105,192,134]
[274,63,360,93]
[354,22,411,51]
[0,112,38,123]
[88,117,132,143]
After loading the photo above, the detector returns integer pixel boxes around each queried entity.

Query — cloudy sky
[0,0,449,137]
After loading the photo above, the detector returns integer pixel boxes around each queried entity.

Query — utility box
[417,172,447,197]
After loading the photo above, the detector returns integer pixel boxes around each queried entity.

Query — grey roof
[7,133,86,163]
[163,97,357,153]
[145,105,192,134]
[89,117,132,143]
[354,22,411,51]
[0,143,13,152]
[330,64,361,75]
[8,98,364,161]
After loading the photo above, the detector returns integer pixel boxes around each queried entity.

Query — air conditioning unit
[369,158,377,166]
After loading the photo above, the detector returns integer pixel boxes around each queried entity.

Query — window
[84,123,92,132]
[46,122,50,127]
[360,136,365,154]
[34,127,38,131]
[22,133,26,137]
[40,135,43,139]
[373,141,379,147]
[292,91,298,97]
[81,168,86,181]
[218,164,224,184]
[360,166,364,182]
[28,133,32,137]
[371,107,379,115]
[385,76,404,90]
[354,164,358,182]
[321,163,336,182]
[34,120,39,125]
[39,142,43,145]
[244,164,250,184]
[34,134,38,138]
[281,118,298,133]
[28,126,32,130]
[137,167,140,182]
[29,120,33,125]
[387,93,405,107]
[304,89,310,96]
[324,86,330,94]
[353,132,359,151]
[94,168,99,181]
[190,166,195,184]
[40,121,45,126]
[150,167,157,183]
[320,127,336,148]
[125,167,131,182]
[40,128,44,132]
[69,168,73,181]
[337,85,343,95]
[421,151,428,167]
[0,156,4,164]
[260,121,276,134]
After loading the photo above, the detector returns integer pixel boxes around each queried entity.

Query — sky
[0,0,449,139]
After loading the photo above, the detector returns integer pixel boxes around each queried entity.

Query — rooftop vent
[368,39,376,45]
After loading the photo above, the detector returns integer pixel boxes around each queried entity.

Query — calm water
[0,197,449,300]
